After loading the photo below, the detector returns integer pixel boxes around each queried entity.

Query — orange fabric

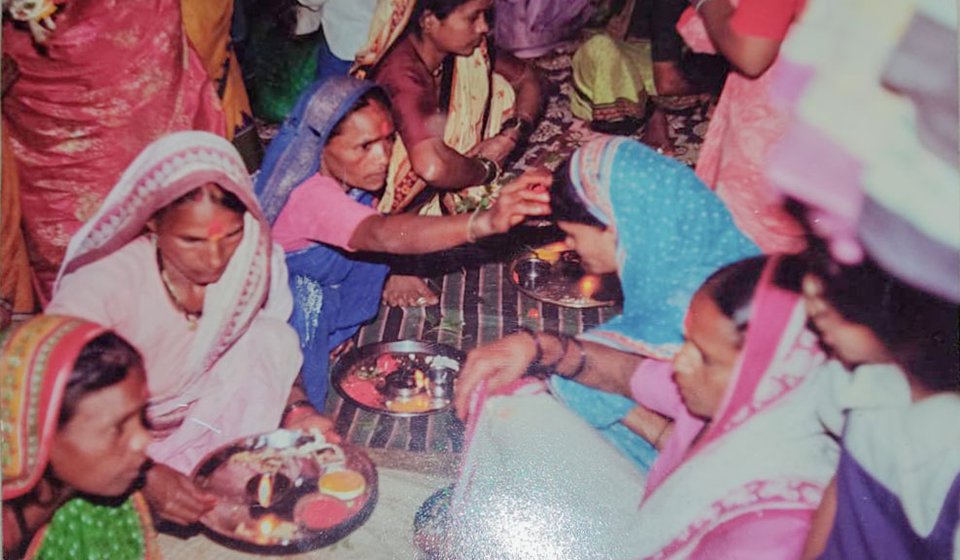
[181,0,253,140]
[1,124,36,323]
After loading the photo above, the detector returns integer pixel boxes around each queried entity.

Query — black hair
[155,183,246,220]
[58,332,144,428]
[801,232,959,392]
[699,255,770,346]
[328,87,394,140]
[548,159,607,228]
[410,0,487,36]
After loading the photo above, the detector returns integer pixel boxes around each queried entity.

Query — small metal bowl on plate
[514,257,552,290]
[332,340,465,417]
[191,429,378,554]
[509,251,622,309]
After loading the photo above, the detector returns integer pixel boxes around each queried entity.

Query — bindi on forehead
[207,219,226,238]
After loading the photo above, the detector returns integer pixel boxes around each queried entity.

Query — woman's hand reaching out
[472,169,551,238]
[144,463,217,526]
[453,333,540,421]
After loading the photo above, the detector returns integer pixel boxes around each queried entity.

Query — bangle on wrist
[539,331,569,371]
[501,117,534,139]
[517,327,544,373]
[476,156,501,185]
[693,0,711,11]
[282,399,314,425]
[466,207,483,243]
[562,337,587,379]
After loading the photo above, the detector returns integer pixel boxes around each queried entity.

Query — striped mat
[325,252,622,455]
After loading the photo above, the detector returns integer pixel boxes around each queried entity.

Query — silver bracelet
[693,0,712,12]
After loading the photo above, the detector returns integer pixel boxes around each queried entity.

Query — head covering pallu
[352,0,515,215]
[623,261,837,559]
[256,76,390,409]
[1,316,159,560]
[767,0,959,302]
[571,136,760,359]
[1,316,106,500]
[256,76,380,224]
[54,131,274,422]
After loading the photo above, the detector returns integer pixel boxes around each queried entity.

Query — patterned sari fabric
[571,136,759,359]
[354,0,515,215]
[2,0,226,300]
[48,131,301,473]
[543,136,759,468]
[622,268,836,559]
[256,76,390,409]
[1,316,159,560]
[677,0,807,254]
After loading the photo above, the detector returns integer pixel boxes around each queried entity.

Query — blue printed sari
[256,76,390,408]
[553,136,760,468]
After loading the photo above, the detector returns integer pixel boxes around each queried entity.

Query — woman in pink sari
[676,0,806,254]
[46,131,328,526]
[2,0,226,301]
[443,256,839,559]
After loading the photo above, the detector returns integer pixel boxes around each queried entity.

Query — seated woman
[570,0,727,149]
[2,316,154,559]
[358,0,543,216]
[255,75,551,409]
[454,135,758,467]
[443,254,838,558]
[46,131,330,526]
[356,0,544,303]
[799,235,960,559]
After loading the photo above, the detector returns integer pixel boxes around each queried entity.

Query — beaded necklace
[155,249,202,330]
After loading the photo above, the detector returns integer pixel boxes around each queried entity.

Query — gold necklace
[156,250,202,330]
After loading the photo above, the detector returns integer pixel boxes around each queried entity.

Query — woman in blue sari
[454,135,762,466]
[255,75,550,409]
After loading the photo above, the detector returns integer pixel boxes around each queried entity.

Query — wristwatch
[500,117,534,139]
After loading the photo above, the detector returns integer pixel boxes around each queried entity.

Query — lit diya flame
[579,275,600,299]
[257,473,273,508]
[258,514,279,538]
[533,242,567,263]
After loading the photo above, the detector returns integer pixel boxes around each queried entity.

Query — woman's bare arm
[696,0,784,78]
[348,170,550,253]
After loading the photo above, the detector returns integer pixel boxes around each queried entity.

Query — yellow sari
[181,0,254,144]
[353,0,516,215]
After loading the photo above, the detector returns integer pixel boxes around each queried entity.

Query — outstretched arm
[454,330,647,420]
[347,169,550,254]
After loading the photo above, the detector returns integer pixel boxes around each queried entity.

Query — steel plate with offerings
[191,429,377,553]
[332,340,465,417]
[509,242,622,308]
